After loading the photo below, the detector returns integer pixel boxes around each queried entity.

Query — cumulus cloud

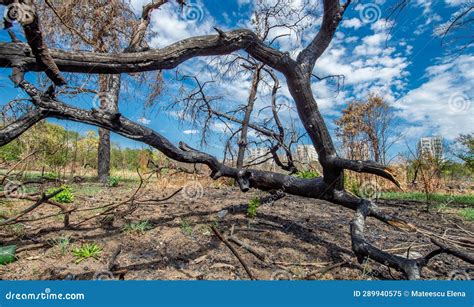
[146,1,215,48]
[395,55,473,140]
[342,18,363,29]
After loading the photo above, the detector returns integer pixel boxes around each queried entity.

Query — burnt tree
[0,0,472,279]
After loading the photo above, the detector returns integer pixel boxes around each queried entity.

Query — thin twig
[0,189,63,226]
[228,236,267,262]
[211,226,255,280]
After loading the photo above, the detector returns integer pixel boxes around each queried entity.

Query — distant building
[418,136,443,159]
[247,147,269,164]
[294,145,318,164]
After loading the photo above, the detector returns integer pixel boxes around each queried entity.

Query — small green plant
[123,220,152,234]
[72,243,102,264]
[107,176,120,187]
[458,208,474,221]
[51,235,71,255]
[295,170,319,179]
[247,197,261,218]
[180,219,193,236]
[47,185,74,203]
[0,245,17,265]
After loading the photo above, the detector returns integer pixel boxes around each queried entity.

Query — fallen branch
[108,244,123,271]
[211,226,255,280]
[0,188,63,226]
[273,261,329,267]
[429,238,474,264]
[228,236,267,262]
[0,191,71,228]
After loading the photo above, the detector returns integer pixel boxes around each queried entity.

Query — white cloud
[211,122,235,133]
[342,18,362,29]
[444,0,465,6]
[395,55,473,140]
[183,129,199,135]
[137,117,151,125]
[148,1,215,48]
[237,0,251,6]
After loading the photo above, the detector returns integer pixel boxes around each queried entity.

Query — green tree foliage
[0,121,159,176]
[454,133,474,172]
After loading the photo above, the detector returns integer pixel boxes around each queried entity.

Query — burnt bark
[2,0,470,279]
[236,65,262,169]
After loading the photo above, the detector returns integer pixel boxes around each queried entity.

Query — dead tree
[0,0,472,279]
[173,73,299,173]
[335,94,401,166]
[174,0,311,171]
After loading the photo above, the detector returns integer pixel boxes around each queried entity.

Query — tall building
[295,145,318,164]
[247,147,269,164]
[418,136,443,159]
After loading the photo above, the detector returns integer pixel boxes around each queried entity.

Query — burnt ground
[0,184,473,280]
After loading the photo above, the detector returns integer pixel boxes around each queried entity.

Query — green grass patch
[380,192,474,205]
[50,235,71,255]
[180,219,193,236]
[458,208,474,221]
[72,243,102,264]
[123,220,152,234]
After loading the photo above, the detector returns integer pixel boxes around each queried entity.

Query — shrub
[458,208,474,221]
[247,197,261,218]
[107,176,120,187]
[72,243,102,264]
[344,177,362,196]
[0,245,17,265]
[47,185,74,203]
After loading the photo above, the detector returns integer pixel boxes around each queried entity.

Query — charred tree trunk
[97,74,120,184]
[236,66,262,169]
[96,0,155,183]
[2,0,472,279]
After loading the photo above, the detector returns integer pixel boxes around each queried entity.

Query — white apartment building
[295,144,318,164]
[418,136,443,159]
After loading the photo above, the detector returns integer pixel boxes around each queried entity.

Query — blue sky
[0,0,472,161]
